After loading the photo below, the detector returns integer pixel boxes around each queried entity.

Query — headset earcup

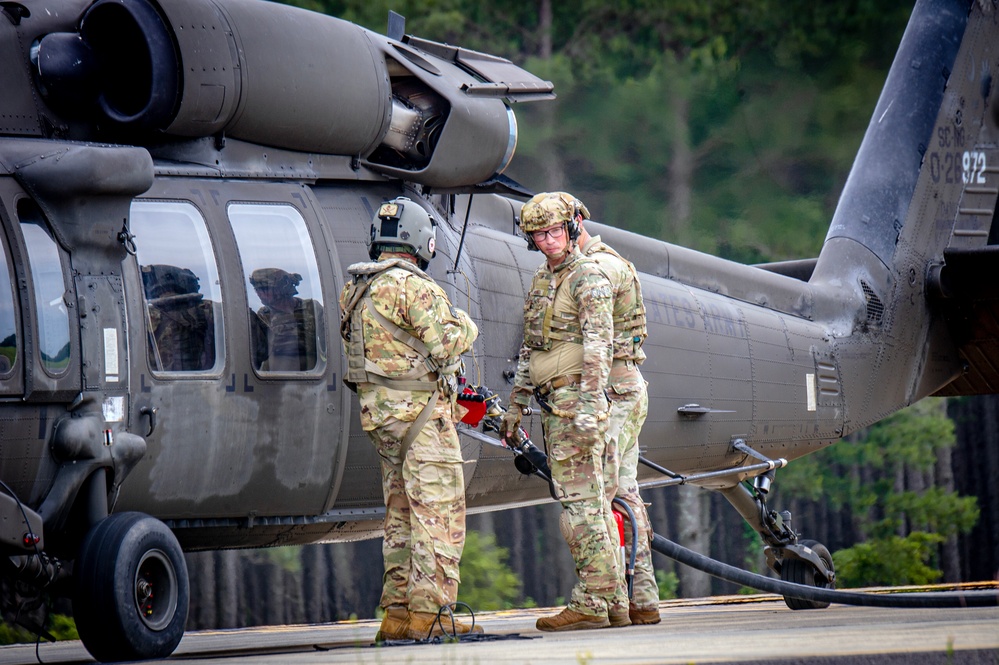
[567,220,580,242]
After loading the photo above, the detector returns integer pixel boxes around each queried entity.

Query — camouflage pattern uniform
[141,264,216,372]
[581,234,659,612]
[338,252,477,615]
[253,298,324,371]
[510,242,627,619]
[250,268,325,372]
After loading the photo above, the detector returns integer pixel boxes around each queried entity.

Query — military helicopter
[0,0,996,660]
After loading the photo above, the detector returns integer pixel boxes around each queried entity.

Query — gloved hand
[573,412,600,438]
[501,408,523,444]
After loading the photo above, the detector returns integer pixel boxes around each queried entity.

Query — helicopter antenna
[451,194,474,273]
[387,11,405,41]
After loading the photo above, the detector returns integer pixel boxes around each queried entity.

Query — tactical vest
[339,258,442,392]
[585,239,648,358]
[523,261,585,351]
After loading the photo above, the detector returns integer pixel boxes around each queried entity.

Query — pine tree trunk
[185,551,216,630]
[301,544,327,623]
[536,0,566,191]
[330,542,363,619]
[667,91,692,242]
[937,442,961,583]
[217,550,240,628]
[676,484,711,597]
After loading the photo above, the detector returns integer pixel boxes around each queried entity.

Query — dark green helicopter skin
[0,0,995,660]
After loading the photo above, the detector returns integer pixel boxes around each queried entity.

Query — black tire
[73,512,189,662]
[780,539,834,610]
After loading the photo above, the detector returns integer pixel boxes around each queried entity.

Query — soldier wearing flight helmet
[566,193,660,625]
[503,192,628,631]
[338,197,480,641]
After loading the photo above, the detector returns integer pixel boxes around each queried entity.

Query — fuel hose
[650,533,999,608]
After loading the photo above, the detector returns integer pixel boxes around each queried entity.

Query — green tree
[779,399,979,588]
[834,534,945,588]
[457,530,525,611]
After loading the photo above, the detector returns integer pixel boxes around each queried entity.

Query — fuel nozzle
[508,426,551,479]
[477,384,504,417]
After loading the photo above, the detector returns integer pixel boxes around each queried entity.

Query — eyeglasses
[529,225,566,243]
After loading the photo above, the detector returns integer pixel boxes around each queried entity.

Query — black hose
[612,497,638,598]
[650,533,999,608]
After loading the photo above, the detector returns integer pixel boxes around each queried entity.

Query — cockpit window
[19,200,70,376]
[228,203,326,374]
[0,228,16,376]
[131,201,223,374]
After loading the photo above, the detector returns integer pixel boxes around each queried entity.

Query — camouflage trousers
[542,386,627,617]
[366,415,466,614]
[603,376,659,610]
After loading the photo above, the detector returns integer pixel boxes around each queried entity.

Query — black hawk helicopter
[1,0,997,660]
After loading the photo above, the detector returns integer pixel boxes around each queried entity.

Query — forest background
[172,0,996,629]
[5,0,997,641]
[174,0,999,628]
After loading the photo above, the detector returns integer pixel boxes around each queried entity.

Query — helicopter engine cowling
[33,0,526,188]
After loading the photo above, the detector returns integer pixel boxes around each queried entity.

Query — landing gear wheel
[780,539,834,610]
[73,512,189,662]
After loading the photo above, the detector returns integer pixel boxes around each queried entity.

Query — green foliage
[0,345,14,367]
[266,546,302,574]
[778,399,979,587]
[833,533,945,588]
[0,621,36,646]
[278,0,917,263]
[656,570,679,600]
[457,530,523,611]
[883,488,979,539]
[0,614,78,645]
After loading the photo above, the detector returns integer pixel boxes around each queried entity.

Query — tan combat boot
[375,605,411,642]
[608,602,632,628]
[536,607,610,632]
[406,611,484,640]
[628,604,661,625]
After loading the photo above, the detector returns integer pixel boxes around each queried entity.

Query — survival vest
[340,258,454,393]
[523,256,589,351]
[584,239,648,358]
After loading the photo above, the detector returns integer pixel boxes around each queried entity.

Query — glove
[501,408,523,443]
[573,412,600,438]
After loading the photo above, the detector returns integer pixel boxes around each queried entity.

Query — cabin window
[18,201,70,376]
[228,203,326,374]
[131,201,223,374]
[0,230,16,376]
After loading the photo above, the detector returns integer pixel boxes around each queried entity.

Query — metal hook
[117,223,137,256]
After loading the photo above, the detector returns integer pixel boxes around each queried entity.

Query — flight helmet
[368,196,437,269]
[518,191,589,251]
[249,268,302,298]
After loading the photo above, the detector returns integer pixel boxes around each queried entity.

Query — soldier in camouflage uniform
[502,192,629,631]
[338,197,481,642]
[250,268,325,372]
[570,198,661,625]
[141,264,216,372]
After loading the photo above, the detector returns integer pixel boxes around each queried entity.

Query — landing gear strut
[714,440,836,610]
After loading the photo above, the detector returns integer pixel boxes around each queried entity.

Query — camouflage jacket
[511,247,614,416]
[146,294,216,372]
[338,254,478,430]
[581,235,647,364]
[252,298,326,371]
